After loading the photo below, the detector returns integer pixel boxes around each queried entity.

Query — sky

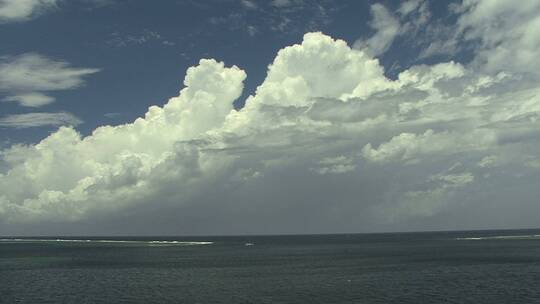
[1,0,540,236]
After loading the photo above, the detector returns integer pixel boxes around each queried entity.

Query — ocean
[1,230,540,303]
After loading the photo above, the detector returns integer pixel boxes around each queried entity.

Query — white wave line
[456,235,540,241]
[0,238,213,245]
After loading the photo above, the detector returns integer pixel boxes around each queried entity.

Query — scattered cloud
[477,155,499,168]
[353,4,400,57]
[0,0,57,23]
[2,1,540,234]
[78,0,117,8]
[362,129,496,164]
[106,30,174,47]
[398,0,423,16]
[395,177,472,218]
[2,92,55,107]
[456,0,540,75]
[312,156,356,175]
[429,171,475,188]
[270,0,304,8]
[270,0,291,8]
[240,0,257,10]
[103,112,122,119]
[246,25,257,36]
[0,53,99,107]
[210,1,332,37]
[352,0,436,62]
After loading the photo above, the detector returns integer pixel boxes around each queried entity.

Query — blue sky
[0,0,461,144]
[1,0,540,235]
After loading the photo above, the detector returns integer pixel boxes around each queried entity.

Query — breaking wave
[0,238,213,245]
[456,235,540,241]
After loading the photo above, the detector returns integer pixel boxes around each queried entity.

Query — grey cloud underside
[1,0,540,235]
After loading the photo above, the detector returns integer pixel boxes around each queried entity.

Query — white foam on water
[456,235,540,241]
[0,238,213,245]
[148,240,214,245]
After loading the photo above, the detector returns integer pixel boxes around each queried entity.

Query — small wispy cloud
[353,4,400,57]
[246,25,257,36]
[270,0,304,8]
[106,29,174,47]
[0,112,82,128]
[240,0,257,10]
[0,53,99,107]
[270,0,292,8]
[211,1,331,37]
[79,0,117,8]
[103,112,122,119]
[2,93,54,107]
[312,156,356,175]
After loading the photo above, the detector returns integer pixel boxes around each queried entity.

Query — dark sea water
[1,230,540,304]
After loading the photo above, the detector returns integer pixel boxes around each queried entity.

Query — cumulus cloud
[1,15,540,234]
[0,53,99,107]
[0,58,245,224]
[0,0,57,23]
[362,129,496,164]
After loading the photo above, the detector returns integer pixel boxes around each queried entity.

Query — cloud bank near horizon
[1,0,540,234]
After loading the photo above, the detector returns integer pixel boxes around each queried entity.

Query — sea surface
[1,230,540,303]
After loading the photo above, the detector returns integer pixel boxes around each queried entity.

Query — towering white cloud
[0,58,245,223]
[2,0,540,234]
